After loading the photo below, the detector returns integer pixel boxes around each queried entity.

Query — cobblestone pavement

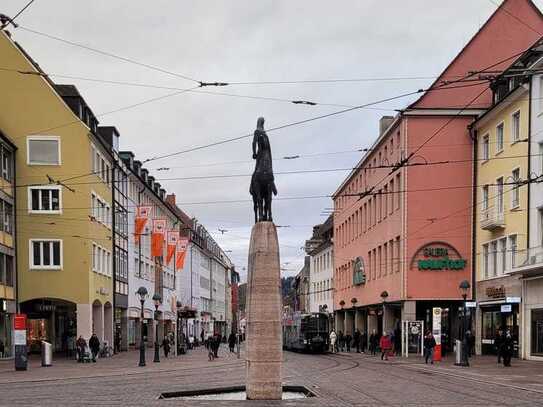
[1,346,543,406]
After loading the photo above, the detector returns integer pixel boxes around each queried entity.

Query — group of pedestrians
[494,328,515,367]
[75,333,100,363]
[329,329,401,360]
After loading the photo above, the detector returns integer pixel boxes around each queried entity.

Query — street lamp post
[153,293,162,363]
[459,280,471,367]
[380,291,389,334]
[136,287,148,367]
[176,300,183,356]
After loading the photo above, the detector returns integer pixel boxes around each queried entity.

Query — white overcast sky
[3,0,540,281]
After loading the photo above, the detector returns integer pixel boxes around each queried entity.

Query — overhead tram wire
[141,80,490,165]
[0,0,37,29]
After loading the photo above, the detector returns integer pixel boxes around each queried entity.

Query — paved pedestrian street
[1,346,543,406]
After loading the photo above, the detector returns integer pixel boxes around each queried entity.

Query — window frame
[511,167,521,210]
[26,135,61,166]
[511,110,521,143]
[482,134,490,161]
[495,122,504,154]
[28,185,62,214]
[29,239,63,270]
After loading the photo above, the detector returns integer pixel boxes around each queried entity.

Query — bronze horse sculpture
[250,117,277,223]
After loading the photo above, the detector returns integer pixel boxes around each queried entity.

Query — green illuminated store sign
[413,242,467,271]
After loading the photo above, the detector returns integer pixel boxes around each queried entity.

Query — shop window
[30,239,62,269]
[29,186,61,213]
[531,309,543,356]
[27,136,60,165]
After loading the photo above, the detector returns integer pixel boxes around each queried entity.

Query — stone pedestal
[246,222,282,400]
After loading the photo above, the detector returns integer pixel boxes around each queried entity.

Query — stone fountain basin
[159,385,315,400]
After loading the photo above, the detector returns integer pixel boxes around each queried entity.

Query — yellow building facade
[0,30,114,353]
[474,83,529,357]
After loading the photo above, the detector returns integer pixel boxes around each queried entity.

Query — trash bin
[41,341,52,367]
[454,339,463,366]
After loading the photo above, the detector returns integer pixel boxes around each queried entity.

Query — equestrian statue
[250,117,277,223]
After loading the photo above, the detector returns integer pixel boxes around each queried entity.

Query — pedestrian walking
[424,331,436,364]
[345,333,352,352]
[89,333,100,363]
[361,330,367,353]
[369,329,378,356]
[200,329,205,345]
[0,339,4,358]
[380,332,392,361]
[339,331,346,352]
[114,330,122,353]
[354,329,361,353]
[162,336,170,358]
[329,330,337,353]
[394,326,402,356]
[502,330,514,367]
[213,333,220,358]
[228,332,236,353]
[495,329,503,364]
[76,335,86,362]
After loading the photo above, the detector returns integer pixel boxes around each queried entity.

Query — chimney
[379,116,394,136]
[166,194,176,206]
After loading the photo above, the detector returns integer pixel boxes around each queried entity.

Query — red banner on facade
[166,230,179,265]
[176,237,189,269]
[151,219,166,257]
[135,206,152,244]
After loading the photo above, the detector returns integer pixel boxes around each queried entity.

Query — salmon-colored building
[332,0,543,354]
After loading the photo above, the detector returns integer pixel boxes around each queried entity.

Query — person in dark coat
[495,329,503,364]
[394,327,402,356]
[502,330,514,367]
[200,329,205,345]
[345,333,352,352]
[76,336,87,362]
[228,332,236,353]
[0,339,4,358]
[338,331,345,352]
[89,333,100,362]
[162,337,170,358]
[213,334,220,358]
[353,329,361,353]
[424,331,436,364]
[369,330,378,356]
[361,331,367,353]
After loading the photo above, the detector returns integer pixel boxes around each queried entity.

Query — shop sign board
[486,285,505,299]
[506,297,521,304]
[352,257,366,285]
[501,304,512,313]
[411,242,467,271]
[465,301,477,308]
[432,307,442,361]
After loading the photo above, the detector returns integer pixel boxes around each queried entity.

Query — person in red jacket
[380,332,392,361]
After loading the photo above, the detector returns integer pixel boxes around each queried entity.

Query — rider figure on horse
[250,117,277,223]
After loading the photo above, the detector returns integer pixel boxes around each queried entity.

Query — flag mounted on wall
[176,237,189,269]
[151,219,166,257]
[135,206,152,244]
[166,230,179,265]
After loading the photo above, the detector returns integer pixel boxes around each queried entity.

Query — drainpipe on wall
[469,125,477,302]
[527,79,532,257]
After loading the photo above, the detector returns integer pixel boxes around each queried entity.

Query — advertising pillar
[432,307,442,361]
[14,314,27,371]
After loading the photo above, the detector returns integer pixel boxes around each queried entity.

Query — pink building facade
[332,0,543,353]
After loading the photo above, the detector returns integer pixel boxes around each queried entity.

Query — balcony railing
[511,246,543,272]
[480,207,505,230]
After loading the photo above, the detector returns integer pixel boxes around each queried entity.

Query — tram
[282,312,329,353]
